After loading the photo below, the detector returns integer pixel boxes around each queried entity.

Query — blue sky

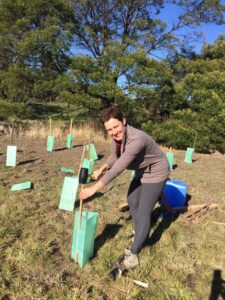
[159,2,225,54]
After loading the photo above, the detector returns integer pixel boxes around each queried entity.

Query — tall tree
[62,0,224,111]
[145,36,225,152]
[0,0,74,102]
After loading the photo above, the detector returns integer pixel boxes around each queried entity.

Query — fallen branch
[182,203,218,224]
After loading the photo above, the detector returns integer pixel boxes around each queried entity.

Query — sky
[158,2,225,55]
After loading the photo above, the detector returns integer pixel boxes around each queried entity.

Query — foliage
[0,0,225,151]
[143,37,225,153]
[0,0,74,101]
[67,0,224,109]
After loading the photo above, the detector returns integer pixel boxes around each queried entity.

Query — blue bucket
[162,179,188,208]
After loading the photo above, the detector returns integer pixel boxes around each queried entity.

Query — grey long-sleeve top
[100,125,169,185]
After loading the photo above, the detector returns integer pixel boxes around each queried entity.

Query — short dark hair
[100,107,124,123]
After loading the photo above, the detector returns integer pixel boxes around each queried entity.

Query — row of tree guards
[166,131,197,170]
[47,118,74,151]
[165,147,195,171]
[4,120,195,267]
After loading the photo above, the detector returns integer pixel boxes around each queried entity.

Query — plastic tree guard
[11,181,32,191]
[58,176,78,211]
[71,211,98,268]
[47,136,55,152]
[87,144,98,160]
[66,133,73,149]
[166,152,174,171]
[6,145,17,167]
[59,167,75,174]
[82,159,94,175]
[184,147,195,164]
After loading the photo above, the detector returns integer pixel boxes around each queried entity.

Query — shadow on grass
[53,144,83,152]
[94,223,123,257]
[97,154,104,160]
[54,147,68,152]
[17,158,40,165]
[209,269,225,300]
[74,192,104,208]
[185,193,192,206]
[73,144,83,149]
[145,207,182,248]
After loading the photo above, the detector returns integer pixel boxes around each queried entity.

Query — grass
[0,123,225,299]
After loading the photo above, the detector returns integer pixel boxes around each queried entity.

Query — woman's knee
[128,195,138,210]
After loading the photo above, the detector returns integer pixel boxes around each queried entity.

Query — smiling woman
[80,106,170,269]
[104,118,126,141]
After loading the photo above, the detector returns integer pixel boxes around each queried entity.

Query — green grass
[0,134,225,299]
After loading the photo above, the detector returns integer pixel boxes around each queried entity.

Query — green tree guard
[6,145,17,167]
[47,136,55,152]
[71,211,98,268]
[58,176,78,211]
[82,159,94,175]
[166,152,174,171]
[131,170,136,180]
[184,147,195,164]
[59,167,75,174]
[89,144,98,160]
[66,133,73,149]
[11,181,32,191]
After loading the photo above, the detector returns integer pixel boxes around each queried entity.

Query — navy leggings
[127,177,166,254]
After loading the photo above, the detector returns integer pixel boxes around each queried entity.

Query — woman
[80,107,169,269]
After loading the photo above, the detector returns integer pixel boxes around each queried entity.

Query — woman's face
[104,117,126,141]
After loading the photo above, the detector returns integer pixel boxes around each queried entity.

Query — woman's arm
[79,180,105,200]
[92,163,109,180]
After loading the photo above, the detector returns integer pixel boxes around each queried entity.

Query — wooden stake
[49,118,52,136]
[78,185,84,229]
[11,120,14,145]
[75,145,86,263]
[193,131,198,148]
[69,118,73,134]
[78,145,86,173]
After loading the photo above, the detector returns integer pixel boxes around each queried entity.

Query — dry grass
[8,120,108,145]
[0,124,225,299]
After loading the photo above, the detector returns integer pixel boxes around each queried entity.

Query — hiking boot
[122,252,139,269]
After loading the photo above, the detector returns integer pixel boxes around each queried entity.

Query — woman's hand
[79,181,105,200]
[80,186,97,200]
[92,168,103,181]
